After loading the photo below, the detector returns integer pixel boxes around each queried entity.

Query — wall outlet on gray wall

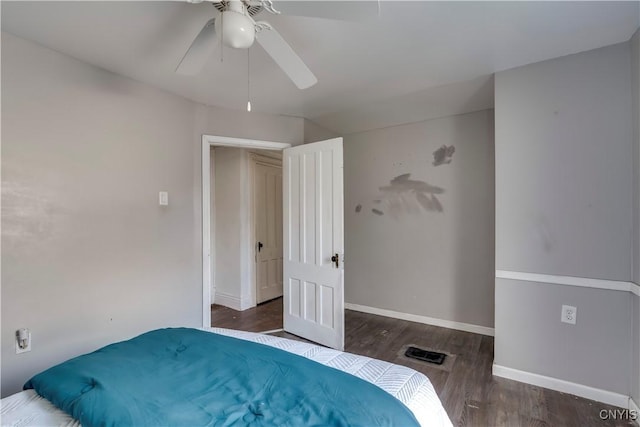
[15,329,31,354]
[561,305,577,325]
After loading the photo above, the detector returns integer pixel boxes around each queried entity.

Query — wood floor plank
[211,300,638,427]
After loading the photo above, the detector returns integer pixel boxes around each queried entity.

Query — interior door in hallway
[254,158,283,304]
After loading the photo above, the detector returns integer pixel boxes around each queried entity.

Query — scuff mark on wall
[432,145,455,166]
[371,208,384,216]
[1,181,64,241]
[355,204,362,213]
[534,214,556,253]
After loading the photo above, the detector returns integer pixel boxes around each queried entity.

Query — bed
[1,327,452,427]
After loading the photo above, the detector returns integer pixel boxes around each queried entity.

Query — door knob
[331,253,339,268]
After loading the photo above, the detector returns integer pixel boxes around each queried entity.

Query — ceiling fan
[176,0,378,89]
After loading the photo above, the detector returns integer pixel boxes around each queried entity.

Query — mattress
[1,327,452,427]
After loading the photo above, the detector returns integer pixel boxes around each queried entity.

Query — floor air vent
[404,346,446,365]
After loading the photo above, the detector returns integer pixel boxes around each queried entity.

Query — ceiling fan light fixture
[217,10,255,49]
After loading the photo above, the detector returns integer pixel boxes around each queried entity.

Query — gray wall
[632,28,640,406]
[496,43,632,281]
[1,32,304,397]
[495,279,632,393]
[303,118,338,144]
[193,104,304,147]
[494,42,634,396]
[634,28,640,292]
[1,32,198,396]
[635,293,640,405]
[344,110,495,328]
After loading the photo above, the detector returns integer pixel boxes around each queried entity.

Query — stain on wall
[354,173,445,218]
[380,173,444,195]
[534,214,556,253]
[432,145,455,166]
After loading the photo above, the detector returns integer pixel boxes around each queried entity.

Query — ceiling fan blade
[270,1,379,21]
[175,18,217,75]
[255,23,317,89]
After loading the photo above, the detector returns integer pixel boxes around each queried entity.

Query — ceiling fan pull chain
[247,48,251,112]
[220,11,224,63]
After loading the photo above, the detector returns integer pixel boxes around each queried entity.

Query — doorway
[201,135,290,329]
[208,148,283,313]
[202,135,345,350]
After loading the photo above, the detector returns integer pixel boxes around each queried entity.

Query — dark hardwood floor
[211,297,283,332]
[212,299,636,427]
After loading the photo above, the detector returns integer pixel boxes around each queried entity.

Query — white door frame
[201,135,291,328]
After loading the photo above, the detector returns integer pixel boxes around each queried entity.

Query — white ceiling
[2,1,639,134]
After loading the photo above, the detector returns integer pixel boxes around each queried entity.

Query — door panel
[255,161,283,304]
[283,138,344,350]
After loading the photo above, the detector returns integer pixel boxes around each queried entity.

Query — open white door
[283,137,344,350]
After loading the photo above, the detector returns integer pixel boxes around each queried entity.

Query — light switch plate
[159,191,169,206]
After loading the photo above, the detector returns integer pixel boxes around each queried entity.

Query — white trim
[209,148,216,306]
[213,292,243,311]
[492,364,630,408]
[202,135,291,329]
[345,303,494,336]
[250,152,282,167]
[239,149,253,310]
[496,270,640,296]
[247,151,257,308]
[202,135,290,151]
[202,139,211,328]
[630,397,639,414]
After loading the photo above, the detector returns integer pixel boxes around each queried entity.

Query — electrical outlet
[561,305,577,325]
[15,330,31,354]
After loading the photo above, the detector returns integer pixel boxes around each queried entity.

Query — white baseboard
[492,364,630,408]
[239,299,254,311]
[213,292,254,311]
[345,303,494,336]
[213,292,242,311]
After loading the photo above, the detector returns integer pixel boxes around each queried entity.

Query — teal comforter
[25,328,420,427]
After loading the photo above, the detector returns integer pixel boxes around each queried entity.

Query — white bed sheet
[1,327,452,427]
